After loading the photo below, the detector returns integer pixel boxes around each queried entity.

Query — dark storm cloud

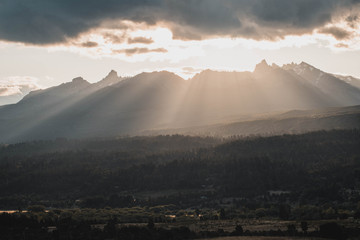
[248,0,335,27]
[163,0,242,40]
[346,14,360,28]
[0,0,160,44]
[0,0,359,44]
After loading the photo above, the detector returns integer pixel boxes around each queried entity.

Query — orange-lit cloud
[128,37,154,44]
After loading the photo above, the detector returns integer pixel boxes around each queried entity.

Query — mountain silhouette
[0,61,359,142]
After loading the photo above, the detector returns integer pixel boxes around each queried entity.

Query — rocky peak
[106,70,118,79]
[96,70,121,88]
[254,59,271,73]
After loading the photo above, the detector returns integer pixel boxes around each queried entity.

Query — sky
[0,0,360,103]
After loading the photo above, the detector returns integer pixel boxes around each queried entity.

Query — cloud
[346,14,360,28]
[0,0,159,44]
[1,0,359,44]
[0,76,41,97]
[178,67,204,78]
[128,37,154,44]
[80,41,98,48]
[318,26,353,40]
[114,47,167,56]
[334,43,350,48]
[103,32,128,44]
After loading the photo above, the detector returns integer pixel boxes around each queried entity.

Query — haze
[1,0,360,106]
[1,2,360,239]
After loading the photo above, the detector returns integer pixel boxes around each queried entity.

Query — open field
[153,218,360,233]
[203,237,325,240]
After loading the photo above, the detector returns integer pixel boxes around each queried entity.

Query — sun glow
[43,22,359,66]
[1,18,359,87]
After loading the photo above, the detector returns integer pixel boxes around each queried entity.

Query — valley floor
[202,237,325,240]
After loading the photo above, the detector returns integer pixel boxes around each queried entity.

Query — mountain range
[0,60,359,143]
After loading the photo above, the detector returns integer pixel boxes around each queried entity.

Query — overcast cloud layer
[0,0,359,44]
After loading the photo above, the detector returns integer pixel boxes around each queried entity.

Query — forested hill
[0,135,220,157]
[0,129,359,209]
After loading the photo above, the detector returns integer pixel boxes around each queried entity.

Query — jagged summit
[282,62,298,70]
[260,59,268,65]
[106,70,118,78]
[102,70,119,81]
[283,61,318,75]
[254,59,271,72]
[96,70,122,87]
[283,61,314,69]
[282,61,317,73]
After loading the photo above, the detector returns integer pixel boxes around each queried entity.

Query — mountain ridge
[0,60,359,142]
